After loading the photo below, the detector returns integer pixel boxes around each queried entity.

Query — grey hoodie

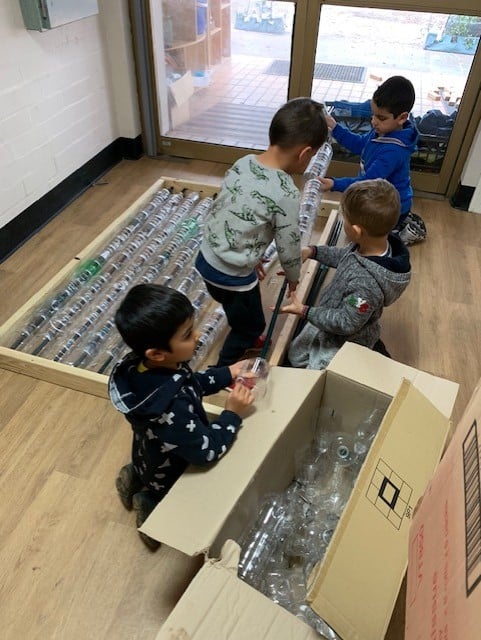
[288,233,411,370]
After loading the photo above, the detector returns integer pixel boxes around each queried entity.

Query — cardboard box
[405,377,481,639]
[169,71,194,107]
[141,343,459,640]
[169,101,190,128]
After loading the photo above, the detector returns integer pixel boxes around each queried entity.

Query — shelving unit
[163,0,231,74]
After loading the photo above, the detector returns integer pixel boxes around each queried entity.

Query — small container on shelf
[192,69,212,87]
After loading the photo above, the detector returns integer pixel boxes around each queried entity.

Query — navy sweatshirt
[109,354,241,499]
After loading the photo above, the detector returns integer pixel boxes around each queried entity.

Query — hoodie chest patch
[347,294,370,313]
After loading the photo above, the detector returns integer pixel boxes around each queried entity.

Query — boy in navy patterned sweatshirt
[109,284,254,550]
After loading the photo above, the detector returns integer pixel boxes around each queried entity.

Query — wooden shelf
[163,0,231,73]
[166,34,206,52]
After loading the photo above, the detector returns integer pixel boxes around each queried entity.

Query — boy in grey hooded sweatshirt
[279,179,411,370]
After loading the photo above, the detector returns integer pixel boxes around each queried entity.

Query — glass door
[149,0,303,163]
[301,3,481,195]
[141,0,481,196]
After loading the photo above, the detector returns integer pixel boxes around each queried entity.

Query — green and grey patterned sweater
[200,154,302,284]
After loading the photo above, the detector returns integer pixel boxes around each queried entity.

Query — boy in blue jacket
[320,76,426,245]
[109,284,254,550]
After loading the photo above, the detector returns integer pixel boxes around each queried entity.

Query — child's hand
[228,359,254,381]
[325,113,337,129]
[318,177,334,191]
[275,292,304,316]
[301,247,314,262]
[225,382,254,417]
[287,280,298,295]
[254,258,269,281]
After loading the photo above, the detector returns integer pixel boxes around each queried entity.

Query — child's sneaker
[399,222,426,245]
[241,335,272,359]
[253,335,271,350]
[372,339,391,358]
[399,212,427,245]
[116,463,143,510]
[132,491,161,551]
[405,212,427,234]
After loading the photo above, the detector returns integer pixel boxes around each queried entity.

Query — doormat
[264,60,366,83]
[174,103,273,147]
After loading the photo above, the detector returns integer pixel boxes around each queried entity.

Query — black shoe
[372,339,391,358]
[132,492,161,551]
[116,464,143,510]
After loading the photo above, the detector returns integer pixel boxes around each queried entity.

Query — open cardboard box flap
[327,342,456,418]
[405,377,481,640]
[157,539,320,640]
[306,378,453,639]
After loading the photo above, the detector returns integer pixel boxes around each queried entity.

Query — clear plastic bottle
[238,493,292,590]
[260,241,278,270]
[353,407,385,462]
[69,320,116,369]
[235,357,270,401]
[299,141,334,244]
[190,306,227,368]
[324,432,358,516]
[303,141,334,181]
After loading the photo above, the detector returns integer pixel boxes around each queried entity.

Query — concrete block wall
[0,0,140,231]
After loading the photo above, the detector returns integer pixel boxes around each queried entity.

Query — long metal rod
[259,277,289,360]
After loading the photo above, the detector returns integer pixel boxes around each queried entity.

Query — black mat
[265,60,366,83]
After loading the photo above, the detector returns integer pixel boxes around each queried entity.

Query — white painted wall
[0,0,140,230]
[461,118,481,213]
[98,0,141,139]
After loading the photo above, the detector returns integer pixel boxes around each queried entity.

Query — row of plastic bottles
[10,188,173,350]
[299,141,334,245]
[16,191,187,360]
[237,406,385,636]
[66,198,216,370]
[10,191,222,372]
[54,209,214,373]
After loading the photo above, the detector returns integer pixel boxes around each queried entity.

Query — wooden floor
[0,156,480,639]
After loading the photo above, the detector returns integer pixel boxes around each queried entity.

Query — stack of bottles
[9,189,227,374]
[237,406,385,636]
[299,142,333,245]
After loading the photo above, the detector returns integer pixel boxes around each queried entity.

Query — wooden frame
[0,178,340,398]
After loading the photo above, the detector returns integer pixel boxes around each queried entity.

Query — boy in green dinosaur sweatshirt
[195,97,328,366]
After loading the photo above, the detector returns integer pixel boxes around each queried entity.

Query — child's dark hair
[269,97,328,150]
[342,179,400,237]
[372,76,415,117]
[115,284,194,357]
